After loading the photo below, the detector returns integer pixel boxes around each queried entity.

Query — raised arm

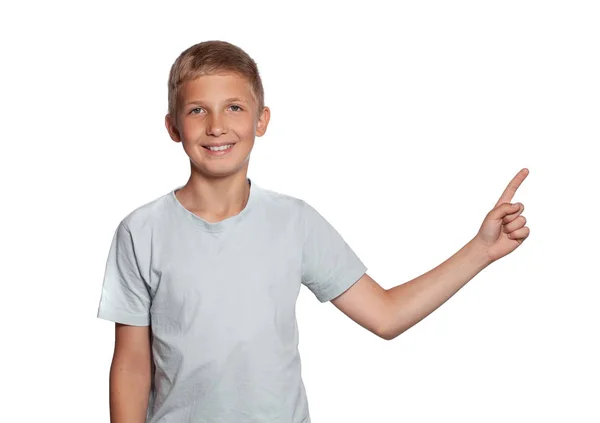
[332,169,530,340]
[109,323,152,423]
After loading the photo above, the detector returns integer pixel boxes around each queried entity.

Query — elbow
[378,331,393,341]
[377,316,401,341]
[377,297,407,340]
[379,328,401,341]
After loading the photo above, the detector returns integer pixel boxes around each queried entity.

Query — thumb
[487,202,520,221]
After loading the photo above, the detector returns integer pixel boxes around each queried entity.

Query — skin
[109,324,152,423]
[164,72,271,222]
[331,168,531,340]
[110,72,271,423]
[109,71,530,420]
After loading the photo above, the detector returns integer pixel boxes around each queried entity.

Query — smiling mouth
[203,143,235,151]
[201,143,236,156]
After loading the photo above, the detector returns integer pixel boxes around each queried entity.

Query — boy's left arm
[331,169,530,340]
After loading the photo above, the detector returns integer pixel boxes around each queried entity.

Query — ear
[255,106,271,137]
[165,114,182,143]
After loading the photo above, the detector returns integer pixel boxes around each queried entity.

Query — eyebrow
[186,97,247,106]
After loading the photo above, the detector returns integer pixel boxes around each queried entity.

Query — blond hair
[167,40,265,123]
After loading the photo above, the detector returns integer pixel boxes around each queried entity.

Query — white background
[1,0,598,422]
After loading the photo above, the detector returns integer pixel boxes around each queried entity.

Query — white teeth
[207,144,233,151]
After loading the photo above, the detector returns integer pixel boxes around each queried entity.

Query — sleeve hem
[317,263,368,303]
[97,307,150,326]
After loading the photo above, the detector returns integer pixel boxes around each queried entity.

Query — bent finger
[503,203,524,224]
[504,215,526,233]
[507,226,530,241]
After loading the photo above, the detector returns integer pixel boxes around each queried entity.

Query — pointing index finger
[495,168,529,208]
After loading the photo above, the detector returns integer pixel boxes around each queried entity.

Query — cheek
[237,118,257,137]
[179,117,256,139]
[180,121,204,140]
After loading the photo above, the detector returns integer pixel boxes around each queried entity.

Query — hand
[473,168,531,263]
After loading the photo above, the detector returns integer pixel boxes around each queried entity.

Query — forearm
[109,361,151,423]
[382,238,491,340]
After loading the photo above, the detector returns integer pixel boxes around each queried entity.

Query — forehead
[181,73,254,103]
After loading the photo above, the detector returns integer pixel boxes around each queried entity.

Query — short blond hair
[167,40,265,123]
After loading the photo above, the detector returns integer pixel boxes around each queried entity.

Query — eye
[190,107,203,115]
[229,105,243,112]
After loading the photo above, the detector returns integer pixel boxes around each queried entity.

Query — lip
[202,142,236,148]
[202,143,236,156]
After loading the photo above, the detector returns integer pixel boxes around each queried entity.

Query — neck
[175,172,251,223]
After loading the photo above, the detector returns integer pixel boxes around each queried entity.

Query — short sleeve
[97,222,151,326]
[301,201,367,303]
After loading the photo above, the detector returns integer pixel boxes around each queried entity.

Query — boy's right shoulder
[116,190,172,233]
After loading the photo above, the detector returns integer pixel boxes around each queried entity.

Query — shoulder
[253,183,316,230]
[254,184,308,212]
[118,190,172,235]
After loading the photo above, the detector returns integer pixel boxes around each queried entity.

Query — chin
[191,162,249,180]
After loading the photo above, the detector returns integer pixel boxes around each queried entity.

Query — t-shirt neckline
[168,178,258,233]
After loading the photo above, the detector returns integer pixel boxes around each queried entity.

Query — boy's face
[165,72,270,179]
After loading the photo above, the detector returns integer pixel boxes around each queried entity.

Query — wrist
[465,237,494,269]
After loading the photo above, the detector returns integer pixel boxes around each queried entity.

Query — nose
[206,112,227,137]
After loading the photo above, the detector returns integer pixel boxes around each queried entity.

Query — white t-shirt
[97,179,367,423]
